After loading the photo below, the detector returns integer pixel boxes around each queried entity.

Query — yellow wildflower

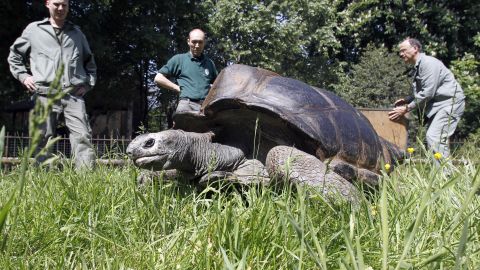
[434,152,442,160]
[407,147,414,154]
[384,163,391,171]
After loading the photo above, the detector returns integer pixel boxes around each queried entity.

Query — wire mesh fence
[2,132,467,168]
[2,133,131,159]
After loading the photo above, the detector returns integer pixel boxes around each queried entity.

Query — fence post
[5,132,9,157]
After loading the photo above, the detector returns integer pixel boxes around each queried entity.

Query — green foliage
[147,90,179,132]
[204,0,341,86]
[451,48,480,138]
[335,0,480,64]
[333,44,411,108]
[73,0,192,130]
[0,1,41,121]
[2,1,480,138]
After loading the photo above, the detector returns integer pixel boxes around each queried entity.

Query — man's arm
[154,73,180,93]
[389,59,441,121]
[7,26,36,92]
[82,34,97,88]
[409,58,441,111]
[73,33,97,97]
[210,60,219,83]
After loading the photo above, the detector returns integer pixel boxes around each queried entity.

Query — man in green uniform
[8,0,97,169]
[154,29,218,113]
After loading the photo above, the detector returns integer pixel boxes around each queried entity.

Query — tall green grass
[1,75,479,268]
[0,68,64,252]
[0,142,479,268]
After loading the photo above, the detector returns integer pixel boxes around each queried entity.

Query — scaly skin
[127,130,246,176]
[127,129,360,204]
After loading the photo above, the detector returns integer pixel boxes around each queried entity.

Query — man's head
[398,38,422,64]
[188,29,206,58]
[46,0,69,23]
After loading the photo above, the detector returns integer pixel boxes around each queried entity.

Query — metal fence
[2,133,468,163]
[3,133,131,159]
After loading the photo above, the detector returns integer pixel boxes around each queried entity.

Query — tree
[333,43,411,108]
[451,34,480,138]
[71,0,187,132]
[203,0,341,87]
[331,0,480,140]
[0,1,46,131]
[2,0,479,139]
[334,0,480,65]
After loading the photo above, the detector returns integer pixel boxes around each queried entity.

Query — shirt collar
[189,52,205,62]
[37,17,73,30]
[37,18,50,25]
[415,53,425,68]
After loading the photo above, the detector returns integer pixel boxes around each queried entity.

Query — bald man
[154,29,218,114]
[389,38,465,164]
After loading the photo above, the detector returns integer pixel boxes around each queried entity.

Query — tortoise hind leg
[328,158,358,182]
[328,158,380,186]
[231,159,270,185]
[266,146,360,205]
[357,168,380,187]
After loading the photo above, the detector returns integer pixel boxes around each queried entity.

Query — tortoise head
[126,130,183,170]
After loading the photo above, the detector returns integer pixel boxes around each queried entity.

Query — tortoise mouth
[133,154,168,169]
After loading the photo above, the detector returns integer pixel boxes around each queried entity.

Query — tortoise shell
[174,64,402,173]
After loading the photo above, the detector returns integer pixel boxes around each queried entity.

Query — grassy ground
[0,146,479,269]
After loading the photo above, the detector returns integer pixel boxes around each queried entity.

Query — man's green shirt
[159,52,218,100]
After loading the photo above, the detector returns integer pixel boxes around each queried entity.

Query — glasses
[399,47,413,53]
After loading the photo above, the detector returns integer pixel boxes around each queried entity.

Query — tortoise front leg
[136,169,197,187]
[198,159,270,187]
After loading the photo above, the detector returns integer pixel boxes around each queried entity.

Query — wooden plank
[358,108,409,149]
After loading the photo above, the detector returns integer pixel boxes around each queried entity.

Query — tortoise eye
[143,138,155,148]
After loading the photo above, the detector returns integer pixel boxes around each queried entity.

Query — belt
[180,97,204,103]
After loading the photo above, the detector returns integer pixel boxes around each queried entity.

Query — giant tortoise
[127,64,404,203]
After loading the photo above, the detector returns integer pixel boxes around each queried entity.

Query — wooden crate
[358,108,409,149]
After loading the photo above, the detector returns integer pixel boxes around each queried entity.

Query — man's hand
[22,76,36,93]
[393,98,407,106]
[154,73,181,93]
[72,86,87,97]
[388,106,408,121]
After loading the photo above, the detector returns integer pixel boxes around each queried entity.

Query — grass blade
[342,230,359,270]
[380,180,389,270]
[454,218,470,269]
[416,248,448,268]
[0,194,15,249]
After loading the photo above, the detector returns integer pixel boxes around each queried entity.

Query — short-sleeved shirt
[158,52,218,100]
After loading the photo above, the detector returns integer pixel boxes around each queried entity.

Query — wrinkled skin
[128,130,244,175]
[127,130,360,204]
[127,64,405,205]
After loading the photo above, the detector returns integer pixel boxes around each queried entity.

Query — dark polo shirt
[158,52,218,100]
